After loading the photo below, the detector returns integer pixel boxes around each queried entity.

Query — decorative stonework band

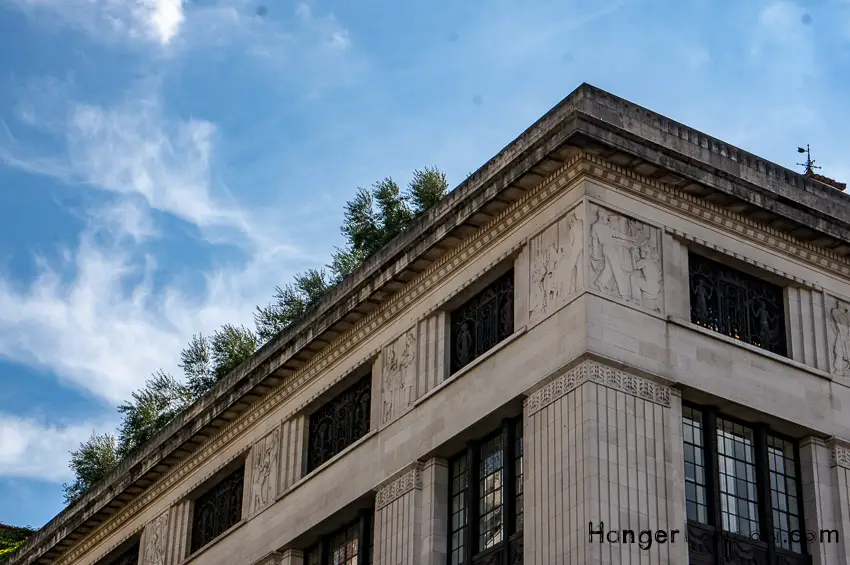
[375,464,422,510]
[831,443,850,469]
[526,360,672,415]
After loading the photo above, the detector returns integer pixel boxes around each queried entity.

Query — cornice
[580,155,850,279]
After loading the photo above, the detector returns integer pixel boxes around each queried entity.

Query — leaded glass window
[190,465,245,554]
[450,270,515,374]
[307,373,372,472]
[688,252,787,356]
[448,417,523,565]
[682,404,807,565]
[304,513,373,565]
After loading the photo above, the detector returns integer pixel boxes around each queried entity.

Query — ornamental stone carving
[828,297,850,378]
[529,207,583,325]
[381,329,417,425]
[142,511,168,565]
[375,463,422,510]
[249,428,280,514]
[588,204,663,312]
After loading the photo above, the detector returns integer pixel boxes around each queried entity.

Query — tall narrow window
[682,404,807,565]
[307,373,372,472]
[448,417,523,565]
[450,270,515,374]
[688,252,787,356]
[190,465,245,554]
[304,512,373,565]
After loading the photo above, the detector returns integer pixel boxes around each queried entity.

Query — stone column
[523,359,686,565]
[279,415,305,493]
[662,232,689,319]
[372,463,423,565]
[800,438,850,564]
[418,458,449,565]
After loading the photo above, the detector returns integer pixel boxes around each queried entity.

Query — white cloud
[0,413,117,482]
[9,0,185,46]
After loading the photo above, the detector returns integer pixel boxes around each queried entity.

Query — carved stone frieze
[249,427,280,515]
[831,441,850,469]
[141,511,168,565]
[375,464,422,510]
[381,329,417,425]
[525,360,672,415]
[529,206,583,325]
[828,296,850,379]
[587,203,663,312]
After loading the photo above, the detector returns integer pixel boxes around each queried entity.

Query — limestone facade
[9,86,850,565]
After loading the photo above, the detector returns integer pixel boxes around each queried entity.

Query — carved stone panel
[587,203,663,312]
[248,427,280,515]
[529,206,584,325]
[141,511,168,565]
[381,329,417,425]
[827,296,850,379]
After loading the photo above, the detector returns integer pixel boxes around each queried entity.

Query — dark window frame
[189,463,245,554]
[448,417,523,565]
[450,269,515,375]
[306,372,372,473]
[683,402,809,565]
[304,511,373,565]
[688,251,788,356]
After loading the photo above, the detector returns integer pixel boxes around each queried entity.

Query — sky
[0,0,848,529]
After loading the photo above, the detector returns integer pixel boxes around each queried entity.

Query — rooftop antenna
[797,144,821,175]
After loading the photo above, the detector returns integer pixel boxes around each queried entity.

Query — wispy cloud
[0,413,117,481]
[8,0,185,46]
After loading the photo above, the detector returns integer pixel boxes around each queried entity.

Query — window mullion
[754,425,775,563]
[703,408,724,559]
[503,421,516,544]
[358,509,372,565]
[467,443,480,564]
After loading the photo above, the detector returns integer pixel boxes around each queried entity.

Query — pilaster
[373,463,423,565]
[523,360,686,564]
[279,415,305,493]
[418,458,449,565]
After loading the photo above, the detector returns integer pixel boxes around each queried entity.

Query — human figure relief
[564,212,583,294]
[831,301,850,377]
[382,331,416,424]
[251,430,278,512]
[144,514,168,565]
[589,208,634,299]
[629,238,662,311]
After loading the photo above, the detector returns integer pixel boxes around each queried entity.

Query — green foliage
[63,166,449,506]
[0,525,36,562]
[62,433,119,504]
[116,371,193,459]
[210,324,258,380]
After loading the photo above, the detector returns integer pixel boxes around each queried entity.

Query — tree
[409,166,449,215]
[62,432,119,504]
[254,271,332,342]
[210,324,258,380]
[116,371,193,459]
[180,333,213,397]
[0,525,36,562]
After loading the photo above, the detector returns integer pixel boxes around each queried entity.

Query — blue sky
[0,0,847,528]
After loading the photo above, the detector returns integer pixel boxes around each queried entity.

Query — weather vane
[797,144,821,175]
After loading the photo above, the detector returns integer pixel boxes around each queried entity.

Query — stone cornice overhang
[11,84,850,565]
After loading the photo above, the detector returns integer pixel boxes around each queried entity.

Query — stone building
[7,84,850,565]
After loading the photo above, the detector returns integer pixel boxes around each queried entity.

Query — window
[305,512,373,565]
[688,252,787,356]
[189,465,245,554]
[101,540,140,565]
[450,270,515,374]
[307,373,372,472]
[683,405,807,565]
[448,418,523,565]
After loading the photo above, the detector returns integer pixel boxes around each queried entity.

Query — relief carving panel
[249,427,280,514]
[142,511,168,565]
[828,296,850,378]
[382,329,417,425]
[529,206,583,325]
[588,203,663,312]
